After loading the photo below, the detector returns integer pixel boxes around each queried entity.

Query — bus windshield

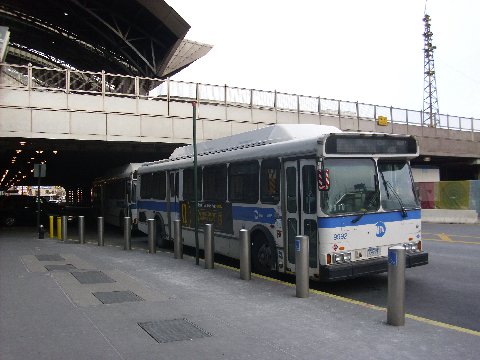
[321,158,378,215]
[378,161,419,210]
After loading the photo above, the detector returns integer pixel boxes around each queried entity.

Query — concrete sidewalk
[0,227,478,360]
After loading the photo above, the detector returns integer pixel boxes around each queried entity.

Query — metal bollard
[49,216,54,238]
[78,216,85,244]
[57,216,62,240]
[124,217,131,250]
[148,219,156,254]
[173,219,183,259]
[387,246,406,326]
[295,235,309,298]
[38,225,45,239]
[204,224,214,269]
[97,217,104,246]
[61,215,68,242]
[239,229,251,280]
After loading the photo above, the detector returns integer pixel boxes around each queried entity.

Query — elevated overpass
[0,63,479,193]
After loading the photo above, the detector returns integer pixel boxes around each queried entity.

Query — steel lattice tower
[422,13,440,127]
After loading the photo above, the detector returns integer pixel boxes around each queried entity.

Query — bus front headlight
[333,253,344,263]
[333,252,352,263]
[403,242,419,252]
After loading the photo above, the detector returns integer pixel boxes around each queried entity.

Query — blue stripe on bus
[137,200,419,228]
[232,206,276,224]
[137,201,276,225]
[137,200,179,212]
[317,209,421,228]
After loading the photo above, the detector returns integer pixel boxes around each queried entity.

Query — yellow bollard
[49,216,54,238]
[57,216,62,240]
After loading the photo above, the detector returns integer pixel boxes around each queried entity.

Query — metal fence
[1,63,479,132]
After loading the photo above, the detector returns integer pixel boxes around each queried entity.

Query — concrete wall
[412,166,440,182]
[0,87,479,160]
[422,209,478,224]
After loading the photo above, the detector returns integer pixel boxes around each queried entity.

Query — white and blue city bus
[92,163,141,231]
[136,124,428,280]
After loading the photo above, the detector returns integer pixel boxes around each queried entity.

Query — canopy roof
[0,0,211,79]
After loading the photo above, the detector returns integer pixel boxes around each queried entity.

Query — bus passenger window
[228,161,259,203]
[203,165,227,201]
[140,173,154,199]
[169,172,179,198]
[183,168,203,201]
[152,172,166,200]
[260,159,280,204]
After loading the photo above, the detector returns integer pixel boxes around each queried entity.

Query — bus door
[125,180,131,218]
[167,170,180,240]
[128,178,138,222]
[284,159,318,273]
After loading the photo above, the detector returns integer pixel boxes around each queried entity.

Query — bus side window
[140,173,154,199]
[183,168,203,201]
[169,173,174,197]
[203,165,227,201]
[152,172,166,200]
[229,161,259,204]
[260,158,280,204]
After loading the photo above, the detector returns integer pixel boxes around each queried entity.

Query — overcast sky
[169,0,480,120]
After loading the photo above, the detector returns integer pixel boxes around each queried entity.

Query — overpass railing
[1,63,479,132]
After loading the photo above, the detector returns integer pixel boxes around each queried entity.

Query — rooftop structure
[0,0,212,82]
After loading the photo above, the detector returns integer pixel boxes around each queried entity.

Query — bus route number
[334,233,347,241]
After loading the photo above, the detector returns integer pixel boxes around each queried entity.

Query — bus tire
[251,231,276,276]
[155,216,168,248]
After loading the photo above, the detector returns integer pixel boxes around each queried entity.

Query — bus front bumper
[318,251,428,281]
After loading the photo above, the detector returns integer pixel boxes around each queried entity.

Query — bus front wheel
[251,234,275,276]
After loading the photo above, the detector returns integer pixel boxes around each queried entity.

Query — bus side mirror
[318,168,330,191]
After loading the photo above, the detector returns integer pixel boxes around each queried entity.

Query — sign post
[34,164,46,238]
[192,101,199,265]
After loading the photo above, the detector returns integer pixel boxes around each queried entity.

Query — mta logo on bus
[375,221,386,237]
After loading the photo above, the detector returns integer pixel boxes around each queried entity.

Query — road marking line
[216,263,480,337]
[424,232,480,240]
[423,238,480,245]
[405,314,480,337]
[438,233,453,242]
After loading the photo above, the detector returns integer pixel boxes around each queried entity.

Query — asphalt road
[312,222,480,332]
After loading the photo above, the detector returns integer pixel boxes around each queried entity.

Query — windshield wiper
[352,190,379,223]
[379,170,407,218]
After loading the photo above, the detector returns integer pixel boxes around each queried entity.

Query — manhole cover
[36,254,65,261]
[44,264,77,271]
[70,271,116,284]
[138,319,211,343]
[93,291,144,304]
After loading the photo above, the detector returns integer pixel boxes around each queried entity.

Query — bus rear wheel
[251,235,275,276]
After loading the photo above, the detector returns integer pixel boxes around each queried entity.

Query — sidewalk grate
[138,319,212,343]
[36,254,64,261]
[44,264,77,271]
[93,291,144,304]
[71,271,116,284]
